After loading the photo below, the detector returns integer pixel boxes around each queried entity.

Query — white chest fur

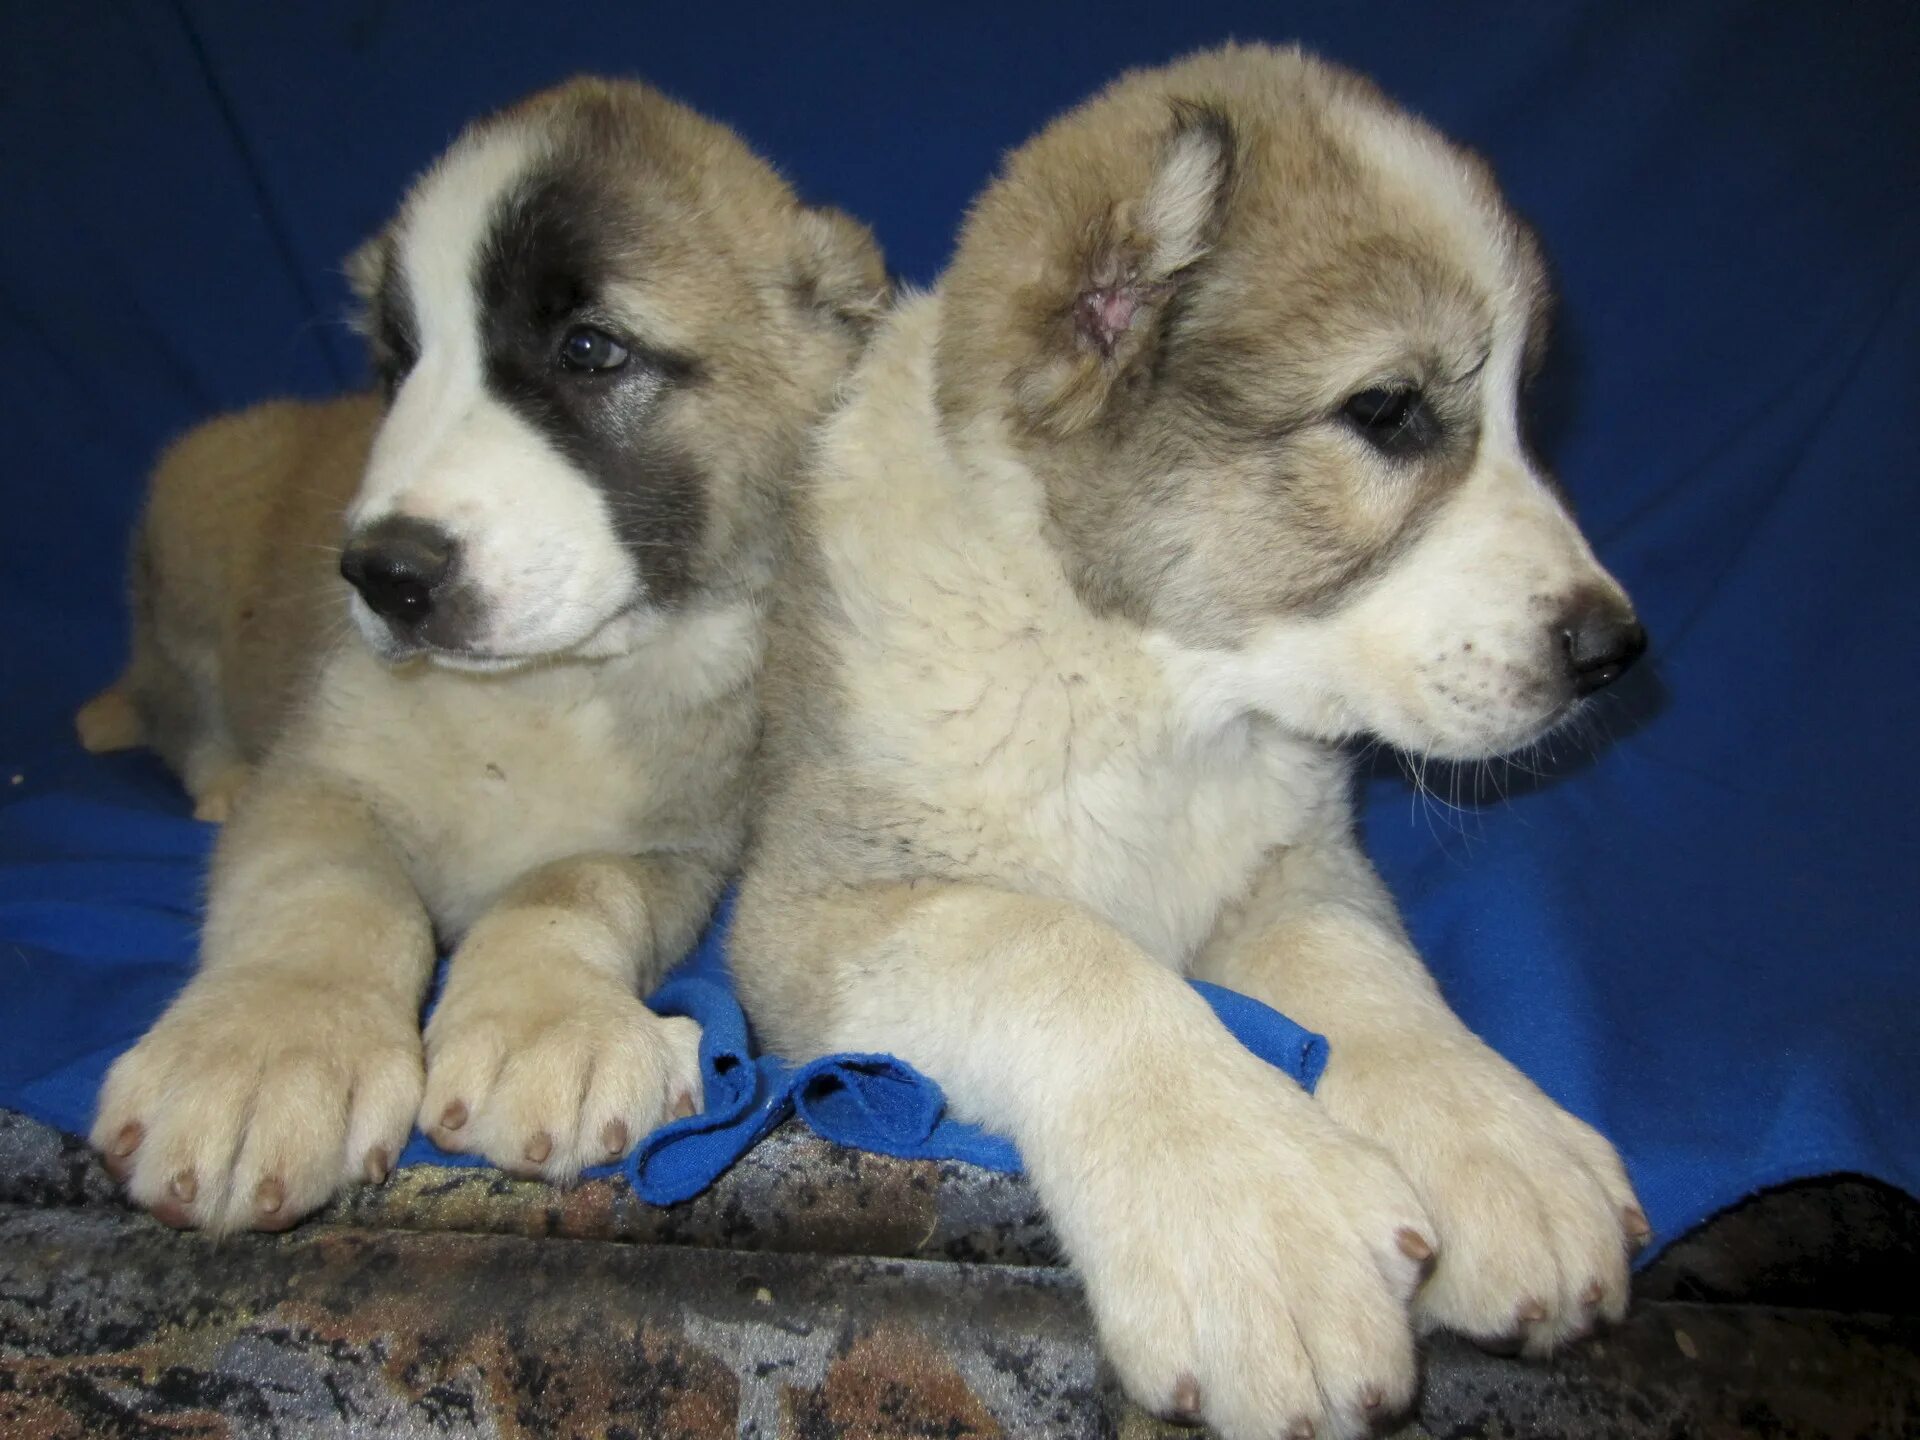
[294,604,759,936]
[817,298,1347,969]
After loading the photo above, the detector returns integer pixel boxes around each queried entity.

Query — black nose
[340,518,456,626]
[1558,593,1648,697]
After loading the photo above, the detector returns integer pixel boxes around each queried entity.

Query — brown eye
[1341,386,1439,458]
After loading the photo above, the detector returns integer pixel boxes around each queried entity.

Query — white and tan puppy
[78,77,885,1233]
[733,45,1647,1439]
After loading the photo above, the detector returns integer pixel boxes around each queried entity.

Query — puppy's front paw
[1323,1040,1644,1355]
[92,972,423,1232]
[421,961,702,1181]
[1055,1064,1434,1440]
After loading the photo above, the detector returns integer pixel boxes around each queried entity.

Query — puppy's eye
[559,326,629,372]
[1341,386,1438,457]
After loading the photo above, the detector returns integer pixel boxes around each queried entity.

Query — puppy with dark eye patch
[75,77,887,1233]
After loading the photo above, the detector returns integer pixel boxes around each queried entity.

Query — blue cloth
[2,0,1917,1255]
[0,789,1327,1196]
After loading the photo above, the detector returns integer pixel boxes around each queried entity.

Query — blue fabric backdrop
[1,0,1915,1253]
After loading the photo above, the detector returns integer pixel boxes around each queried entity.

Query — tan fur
[735,46,1642,1439]
[78,395,381,811]
[89,78,883,1233]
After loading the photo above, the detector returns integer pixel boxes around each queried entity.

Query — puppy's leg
[732,879,1433,1440]
[92,766,431,1232]
[1197,835,1646,1355]
[419,854,715,1180]
[74,682,144,753]
[84,538,251,820]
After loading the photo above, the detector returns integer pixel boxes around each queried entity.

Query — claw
[600,1119,629,1158]
[1165,1373,1202,1424]
[1395,1225,1438,1284]
[1623,1206,1652,1251]
[149,1198,195,1230]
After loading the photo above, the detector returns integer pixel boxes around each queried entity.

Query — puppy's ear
[342,231,390,335]
[1019,102,1235,435]
[789,205,892,338]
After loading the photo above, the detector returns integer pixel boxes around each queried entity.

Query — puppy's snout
[1557,592,1647,697]
[340,517,457,626]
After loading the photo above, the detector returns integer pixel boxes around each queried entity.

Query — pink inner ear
[1075,284,1141,357]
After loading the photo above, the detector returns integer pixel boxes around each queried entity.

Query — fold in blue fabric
[0,787,1327,1202]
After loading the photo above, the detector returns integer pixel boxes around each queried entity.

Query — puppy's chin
[349,595,657,674]
[1362,690,1578,765]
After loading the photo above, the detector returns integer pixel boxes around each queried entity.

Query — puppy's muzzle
[340,517,458,629]
[1557,591,1647,697]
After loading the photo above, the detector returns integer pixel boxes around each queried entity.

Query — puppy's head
[343,78,885,669]
[936,45,1643,760]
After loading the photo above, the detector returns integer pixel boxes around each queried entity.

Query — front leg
[419,853,715,1180]
[93,765,432,1232]
[731,878,1436,1440]
[1198,832,1648,1355]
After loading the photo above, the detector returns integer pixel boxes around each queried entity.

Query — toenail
[524,1132,553,1165]
[601,1119,629,1156]
[1289,1419,1315,1439]
[364,1146,391,1185]
[1582,1279,1605,1307]
[168,1170,197,1204]
[1517,1298,1548,1325]
[1624,1205,1652,1248]
[1169,1372,1201,1421]
[111,1122,143,1157]
[439,1100,468,1131]
[1396,1226,1436,1279]
[255,1177,285,1215]
[1361,1387,1385,1413]
[669,1090,696,1121]
[150,1199,194,1230]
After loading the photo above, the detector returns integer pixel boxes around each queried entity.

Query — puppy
[79,77,885,1233]
[733,45,1647,1439]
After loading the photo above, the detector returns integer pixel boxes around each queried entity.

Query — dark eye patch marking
[471,162,707,606]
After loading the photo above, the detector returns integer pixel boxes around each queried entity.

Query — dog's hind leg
[137,635,250,821]
[77,521,251,817]
[76,526,158,754]
[729,876,1433,1440]
[74,682,145,753]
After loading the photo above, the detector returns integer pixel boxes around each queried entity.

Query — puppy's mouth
[357,597,648,673]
